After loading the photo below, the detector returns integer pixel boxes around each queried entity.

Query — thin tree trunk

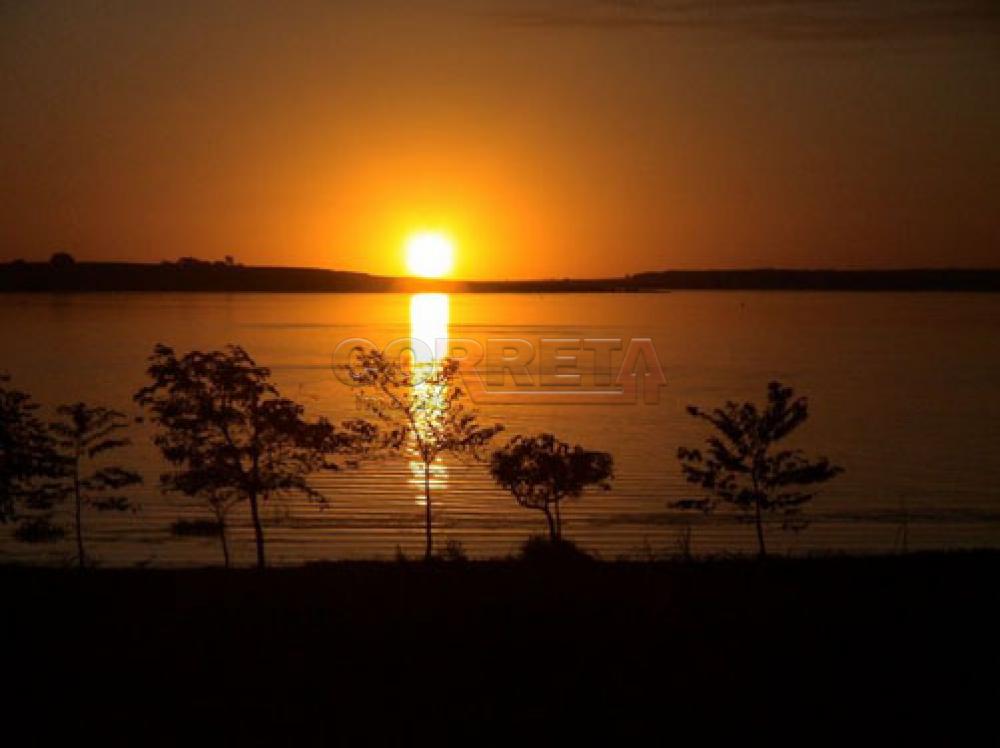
[754,497,766,558]
[542,506,557,542]
[553,499,562,541]
[248,490,266,569]
[248,399,266,569]
[423,461,433,561]
[219,520,231,569]
[751,469,767,559]
[248,429,266,569]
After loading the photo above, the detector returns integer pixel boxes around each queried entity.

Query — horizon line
[4,257,1000,284]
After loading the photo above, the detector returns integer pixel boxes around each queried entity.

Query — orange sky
[1,1,998,278]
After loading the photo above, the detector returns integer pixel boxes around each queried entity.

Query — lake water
[2,291,999,565]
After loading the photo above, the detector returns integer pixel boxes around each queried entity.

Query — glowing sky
[1,1,998,278]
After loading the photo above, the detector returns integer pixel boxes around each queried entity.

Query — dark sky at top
[1,0,998,277]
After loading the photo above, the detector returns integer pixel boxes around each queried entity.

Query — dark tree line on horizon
[0,346,842,566]
[4,252,1000,293]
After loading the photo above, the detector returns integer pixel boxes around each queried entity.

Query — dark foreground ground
[4,552,999,744]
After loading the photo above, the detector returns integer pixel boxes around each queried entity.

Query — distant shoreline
[3,259,1000,293]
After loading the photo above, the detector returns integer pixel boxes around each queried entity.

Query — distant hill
[627,268,1000,292]
[2,258,999,293]
[0,259,392,293]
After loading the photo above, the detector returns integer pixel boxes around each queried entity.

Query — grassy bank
[4,551,998,743]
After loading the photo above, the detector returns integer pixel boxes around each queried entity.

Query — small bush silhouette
[441,539,468,563]
[171,519,224,537]
[49,251,76,268]
[491,433,613,542]
[518,535,593,564]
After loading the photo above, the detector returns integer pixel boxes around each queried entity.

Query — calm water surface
[2,292,999,565]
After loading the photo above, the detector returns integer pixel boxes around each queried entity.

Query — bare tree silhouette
[674,381,843,558]
[47,403,142,568]
[0,373,62,527]
[136,344,369,568]
[347,348,502,560]
[490,433,613,543]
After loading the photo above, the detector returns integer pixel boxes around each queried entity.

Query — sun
[405,231,454,278]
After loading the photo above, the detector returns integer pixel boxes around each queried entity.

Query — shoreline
[4,261,1000,293]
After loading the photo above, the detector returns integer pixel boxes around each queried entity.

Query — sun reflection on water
[408,293,450,503]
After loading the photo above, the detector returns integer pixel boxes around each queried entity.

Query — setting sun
[405,232,454,278]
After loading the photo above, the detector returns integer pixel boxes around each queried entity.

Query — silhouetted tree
[49,403,142,568]
[347,348,502,560]
[490,433,614,542]
[136,344,366,568]
[674,381,843,557]
[0,373,62,524]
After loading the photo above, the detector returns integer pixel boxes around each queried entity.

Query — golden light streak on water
[408,293,450,503]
